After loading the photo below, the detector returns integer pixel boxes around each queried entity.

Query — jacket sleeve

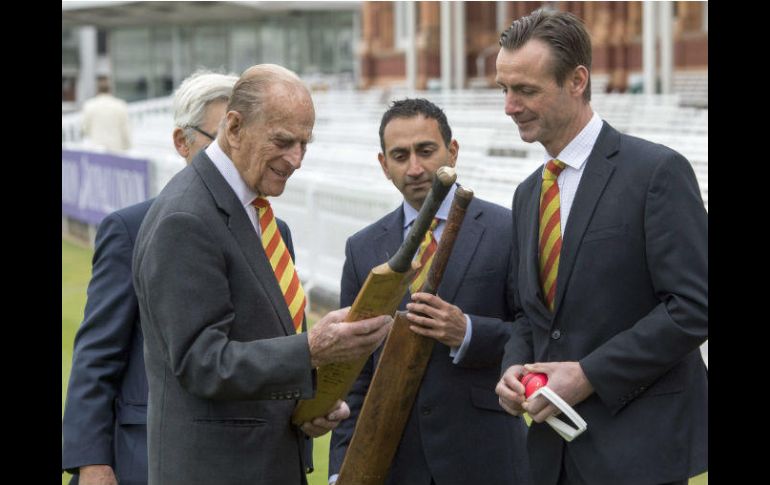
[62,212,138,473]
[580,152,708,414]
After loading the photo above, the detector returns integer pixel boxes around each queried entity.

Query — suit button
[270,392,277,399]
[285,392,293,399]
[551,330,561,340]
[293,390,300,398]
[421,406,431,416]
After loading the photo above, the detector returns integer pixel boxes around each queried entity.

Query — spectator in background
[494,9,707,485]
[81,76,132,152]
[62,70,238,485]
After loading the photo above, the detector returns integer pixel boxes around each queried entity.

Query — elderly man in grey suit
[329,98,531,485]
[494,9,707,485]
[132,64,392,485]
[62,70,238,485]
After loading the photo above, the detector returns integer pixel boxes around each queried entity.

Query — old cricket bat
[291,166,457,425]
[336,186,474,485]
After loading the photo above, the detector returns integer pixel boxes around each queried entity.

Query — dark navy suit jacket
[504,122,708,484]
[330,195,531,485]
[62,199,154,485]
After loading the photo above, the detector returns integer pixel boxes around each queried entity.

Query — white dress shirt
[205,141,262,235]
[543,111,604,234]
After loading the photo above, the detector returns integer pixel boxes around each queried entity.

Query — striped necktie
[539,159,567,312]
[409,217,440,294]
[253,197,306,333]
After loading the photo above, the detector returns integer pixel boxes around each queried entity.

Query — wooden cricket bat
[291,166,457,425]
[336,186,474,485]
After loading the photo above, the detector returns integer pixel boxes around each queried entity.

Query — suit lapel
[553,122,620,315]
[193,153,296,336]
[372,207,412,309]
[440,199,483,303]
[374,207,404,264]
[524,175,553,323]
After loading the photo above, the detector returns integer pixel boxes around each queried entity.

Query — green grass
[62,238,705,485]
[62,239,93,484]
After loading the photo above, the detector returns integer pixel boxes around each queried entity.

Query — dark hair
[379,98,452,153]
[499,8,592,102]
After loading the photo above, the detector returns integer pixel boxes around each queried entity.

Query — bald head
[226,64,313,127]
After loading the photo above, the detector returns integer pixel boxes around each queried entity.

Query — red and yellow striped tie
[409,217,440,294]
[539,159,567,312]
[253,197,306,333]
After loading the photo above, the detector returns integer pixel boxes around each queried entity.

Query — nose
[406,154,424,178]
[504,92,523,117]
[285,143,303,169]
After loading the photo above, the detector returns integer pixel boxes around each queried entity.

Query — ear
[172,128,190,159]
[448,139,459,167]
[224,111,243,149]
[571,65,590,98]
[378,152,391,179]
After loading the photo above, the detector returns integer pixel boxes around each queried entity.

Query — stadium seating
[62,87,707,307]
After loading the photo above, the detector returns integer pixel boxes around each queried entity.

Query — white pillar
[453,1,465,90]
[352,9,362,89]
[77,26,98,106]
[658,1,674,94]
[642,1,657,95]
[441,1,452,91]
[171,26,183,89]
[405,0,417,91]
[496,0,509,32]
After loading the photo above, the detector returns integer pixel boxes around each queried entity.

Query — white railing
[63,89,708,306]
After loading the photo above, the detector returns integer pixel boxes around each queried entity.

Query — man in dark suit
[132,64,392,485]
[329,98,531,485]
[493,9,707,485]
[62,70,238,485]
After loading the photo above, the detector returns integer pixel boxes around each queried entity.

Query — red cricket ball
[520,372,548,398]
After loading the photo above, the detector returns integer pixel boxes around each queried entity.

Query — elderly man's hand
[308,307,392,368]
[299,400,350,437]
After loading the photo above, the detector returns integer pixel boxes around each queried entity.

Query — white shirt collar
[544,111,603,170]
[403,182,457,229]
[205,141,259,208]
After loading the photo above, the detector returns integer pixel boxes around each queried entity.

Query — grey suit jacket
[330,195,531,485]
[133,151,315,485]
[504,121,708,484]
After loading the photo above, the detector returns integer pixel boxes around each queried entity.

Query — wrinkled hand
[405,293,467,347]
[78,465,118,485]
[308,307,392,368]
[521,361,594,423]
[496,364,527,416]
[300,400,350,438]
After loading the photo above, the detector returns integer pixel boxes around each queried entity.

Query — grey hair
[227,64,311,126]
[172,69,238,144]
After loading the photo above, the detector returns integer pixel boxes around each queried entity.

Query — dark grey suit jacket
[330,196,531,485]
[62,199,153,485]
[133,151,315,485]
[504,121,708,484]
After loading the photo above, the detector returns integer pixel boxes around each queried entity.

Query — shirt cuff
[449,314,472,364]
[329,473,339,484]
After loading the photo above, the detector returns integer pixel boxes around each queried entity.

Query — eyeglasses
[188,125,216,141]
